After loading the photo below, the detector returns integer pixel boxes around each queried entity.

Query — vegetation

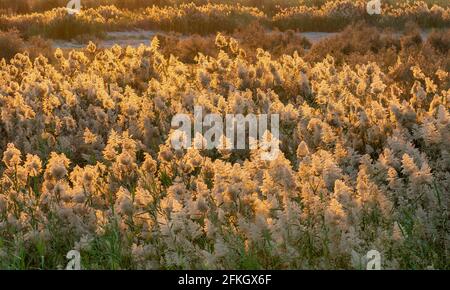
[1,0,449,15]
[0,1,448,40]
[0,0,448,270]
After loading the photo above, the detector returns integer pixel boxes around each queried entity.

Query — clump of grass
[0,30,26,61]
[0,30,54,62]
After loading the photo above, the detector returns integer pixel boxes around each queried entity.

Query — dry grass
[0,1,448,270]
[0,29,448,269]
[0,1,448,40]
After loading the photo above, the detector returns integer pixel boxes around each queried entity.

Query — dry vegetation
[0,1,448,40]
[1,1,449,15]
[0,1,448,270]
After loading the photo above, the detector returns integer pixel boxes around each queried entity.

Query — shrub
[0,30,26,61]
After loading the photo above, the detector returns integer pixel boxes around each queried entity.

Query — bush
[0,30,54,62]
[157,22,311,63]
[25,36,55,61]
[426,29,450,55]
[0,30,26,61]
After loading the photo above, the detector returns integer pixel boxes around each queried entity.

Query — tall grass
[1,0,449,15]
[0,2,448,40]
[0,23,448,269]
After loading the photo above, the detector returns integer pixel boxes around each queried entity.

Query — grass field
[0,0,448,270]
[0,1,448,40]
